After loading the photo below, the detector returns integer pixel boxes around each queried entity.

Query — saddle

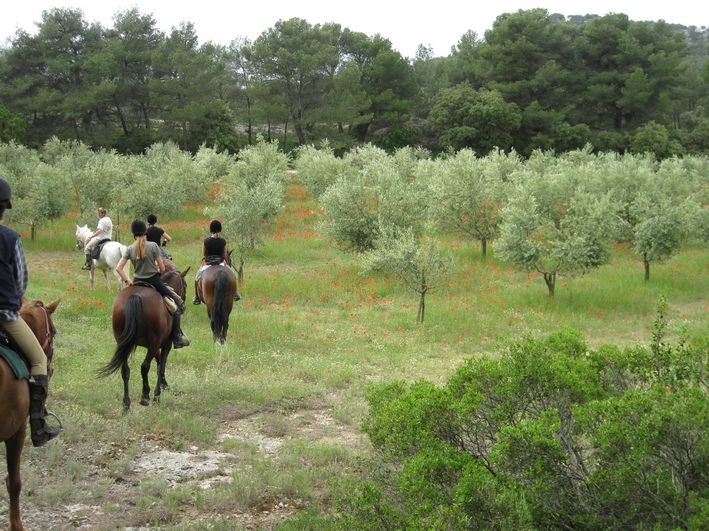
[0,330,30,380]
[204,254,226,266]
[91,239,111,260]
[130,281,181,314]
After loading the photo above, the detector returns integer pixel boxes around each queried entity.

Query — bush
[338,306,709,530]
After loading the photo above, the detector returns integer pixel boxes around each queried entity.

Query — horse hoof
[140,398,150,406]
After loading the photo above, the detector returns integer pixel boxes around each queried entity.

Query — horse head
[75,224,90,250]
[162,267,191,304]
[20,299,60,376]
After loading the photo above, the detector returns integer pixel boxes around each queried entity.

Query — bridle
[37,304,53,355]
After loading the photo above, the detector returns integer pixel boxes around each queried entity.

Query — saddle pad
[129,282,179,314]
[163,297,177,314]
[0,343,30,380]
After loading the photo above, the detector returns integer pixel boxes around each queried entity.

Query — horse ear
[46,299,60,314]
[181,267,191,277]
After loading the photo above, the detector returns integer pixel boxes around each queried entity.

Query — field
[3,182,709,530]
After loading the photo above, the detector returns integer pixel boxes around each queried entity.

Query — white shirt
[97,216,113,240]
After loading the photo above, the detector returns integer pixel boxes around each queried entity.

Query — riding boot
[81,254,92,270]
[191,281,201,305]
[234,291,242,301]
[28,375,62,447]
[171,311,191,349]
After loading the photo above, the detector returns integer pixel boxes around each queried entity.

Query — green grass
[5,184,709,529]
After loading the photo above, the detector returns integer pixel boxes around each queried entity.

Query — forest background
[0,7,708,158]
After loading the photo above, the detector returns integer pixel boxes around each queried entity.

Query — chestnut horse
[1,298,60,531]
[98,268,189,411]
[196,264,236,344]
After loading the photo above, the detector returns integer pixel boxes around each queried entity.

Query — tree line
[0,8,708,157]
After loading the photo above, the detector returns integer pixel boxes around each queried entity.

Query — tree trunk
[417,271,427,323]
[481,238,487,258]
[543,271,556,297]
[644,259,650,281]
[417,292,425,323]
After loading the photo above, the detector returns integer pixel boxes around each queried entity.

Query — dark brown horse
[196,264,236,344]
[98,268,189,411]
[1,298,59,531]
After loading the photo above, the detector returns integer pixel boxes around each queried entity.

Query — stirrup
[192,297,201,305]
[81,263,92,270]
[45,410,63,430]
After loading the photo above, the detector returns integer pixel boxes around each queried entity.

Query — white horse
[75,225,130,290]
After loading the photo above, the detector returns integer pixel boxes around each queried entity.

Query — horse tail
[97,295,144,377]
[211,270,231,342]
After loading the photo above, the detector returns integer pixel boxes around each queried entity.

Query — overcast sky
[2,0,707,58]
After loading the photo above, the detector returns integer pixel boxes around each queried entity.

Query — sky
[1,0,707,59]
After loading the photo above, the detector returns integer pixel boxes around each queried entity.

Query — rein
[38,305,52,353]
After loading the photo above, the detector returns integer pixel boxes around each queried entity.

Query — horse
[196,263,237,344]
[98,268,189,411]
[75,225,130,290]
[1,298,60,531]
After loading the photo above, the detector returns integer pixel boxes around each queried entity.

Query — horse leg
[140,352,153,406]
[103,268,111,290]
[158,344,171,391]
[121,361,131,412]
[89,266,95,290]
[5,425,27,531]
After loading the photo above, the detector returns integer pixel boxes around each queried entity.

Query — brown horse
[196,264,236,344]
[1,298,60,531]
[98,268,189,411]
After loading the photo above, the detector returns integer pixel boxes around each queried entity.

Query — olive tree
[360,226,453,323]
[496,178,615,297]
[318,145,429,253]
[429,148,518,258]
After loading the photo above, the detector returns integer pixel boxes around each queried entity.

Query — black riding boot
[191,281,201,305]
[172,311,191,349]
[81,254,92,270]
[29,374,62,447]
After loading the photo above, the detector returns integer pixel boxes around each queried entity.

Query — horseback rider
[0,176,62,447]
[116,219,191,349]
[81,207,113,270]
[146,213,172,260]
[192,219,242,305]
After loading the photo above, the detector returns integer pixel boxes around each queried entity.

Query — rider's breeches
[0,317,48,376]
[84,238,99,256]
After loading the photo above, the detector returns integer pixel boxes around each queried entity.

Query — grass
[4,183,709,529]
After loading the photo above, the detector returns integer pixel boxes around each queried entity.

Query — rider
[116,219,191,349]
[0,176,62,447]
[81,207,113,270]
[192,219,241,305]
[146,214,172,260]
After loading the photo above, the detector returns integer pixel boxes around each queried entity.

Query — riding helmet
[131,219,147,236]
[147,213,157,225]
[0,176,12,209]
[209,220,222,233]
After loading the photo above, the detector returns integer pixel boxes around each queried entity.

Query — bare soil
[1,406,366,530]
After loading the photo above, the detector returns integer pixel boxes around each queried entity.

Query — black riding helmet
[0,176,13,209]
[147,213,157,225]
[209,220,222,233]
[131,219,147,236]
